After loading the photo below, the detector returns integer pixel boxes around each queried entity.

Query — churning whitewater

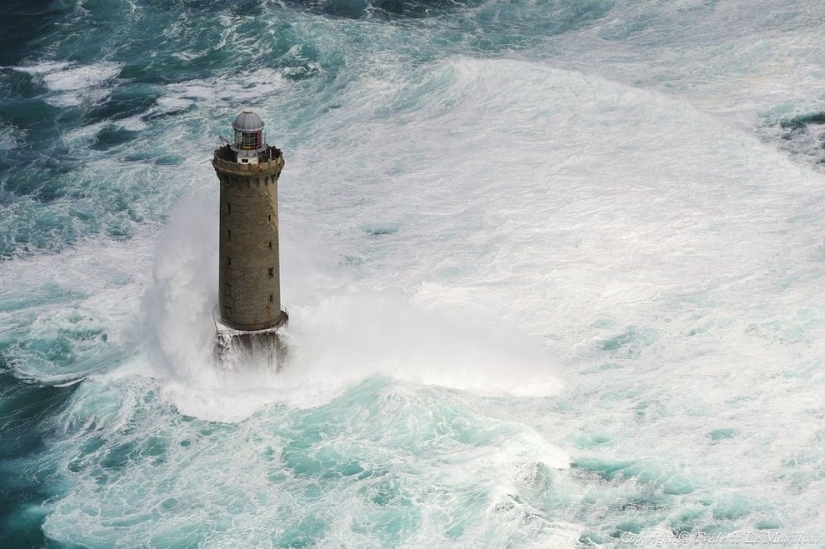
[1,0,825,547]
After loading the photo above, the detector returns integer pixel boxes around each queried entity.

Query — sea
[1,0,825,547]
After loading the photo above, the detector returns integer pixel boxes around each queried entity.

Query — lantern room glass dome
[233,110,264,132]
[231,110,265,152]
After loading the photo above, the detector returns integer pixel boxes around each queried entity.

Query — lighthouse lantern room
[230,109,266,164]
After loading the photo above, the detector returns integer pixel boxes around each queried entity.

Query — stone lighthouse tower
[212,110,287,361]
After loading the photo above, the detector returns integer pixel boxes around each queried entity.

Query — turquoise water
[2,0,825,547]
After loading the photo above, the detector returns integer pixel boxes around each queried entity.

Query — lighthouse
[212,110,287,363]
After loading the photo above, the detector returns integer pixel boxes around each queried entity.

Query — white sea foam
[40,63,121,92]
[283,56,824,538]
[12,61,73,75]
[147,194,563,422]
[164,68,287,112]
[0,122,20,150]
[147,52,824,459]
[0,229,155,384]
[14,61,121,107]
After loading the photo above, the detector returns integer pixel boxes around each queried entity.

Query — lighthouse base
[213,308,289,370]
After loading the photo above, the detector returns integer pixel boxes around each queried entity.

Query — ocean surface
[1,0,825,547]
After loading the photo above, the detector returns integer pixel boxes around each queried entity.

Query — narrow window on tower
[269,294,273,303]
[267,214,272,223]
[224,307,231,319]
[268,241,272,251]
[227,229,231,241]
[227,203,231,214]
[226,256,231,267]
[268,267,274,278]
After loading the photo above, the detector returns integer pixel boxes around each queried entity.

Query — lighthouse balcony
[213,144,284,174]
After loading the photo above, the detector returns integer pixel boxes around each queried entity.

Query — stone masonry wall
[214,155,285,331]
